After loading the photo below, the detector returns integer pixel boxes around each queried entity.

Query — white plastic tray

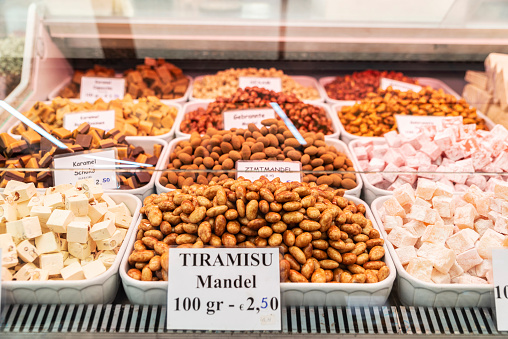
[2,193,142,305]
[8,100,183,142]
[190,75,325,104]
[371,196,493,308]
[154,137,363,198]
[48,75,193,105]
[175,101,341,140]
[120,195,395,306]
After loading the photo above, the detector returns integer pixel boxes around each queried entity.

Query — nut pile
[127,177,390,283]
[161,120,357,190]
[192,67,320,101]
[1,122,162,189]
[58,58,189,100]
[13,95,178,137]
[338,87,487,137]
[1,181,132,282]
[324,70,417,101]
[181,87,333,135]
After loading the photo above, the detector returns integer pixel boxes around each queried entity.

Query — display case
[1,0,508,337]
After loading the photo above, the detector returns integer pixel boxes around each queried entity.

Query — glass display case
[1,1,508,337]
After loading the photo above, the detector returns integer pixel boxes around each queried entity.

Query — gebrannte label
[236,160,302,183]
[223,108,276,130]
[80,77,125,101]
[63,110,116,131]
[167,248,281,331]
[52,149,118,189]
[380,78,422,92]
[238,77,282,92]
[395,115,463,137]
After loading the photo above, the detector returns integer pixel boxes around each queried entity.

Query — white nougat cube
[67,221,89,243]
[65,194,89,217]
[0,233,16,253]
[114,213,132,229]
[406,257,433,282]
[96,228,126,251]
[47,209,75,233]
[61,262,85,280]
[30,206,52,225]
[64,256,79,267]
[0,201,18,222]
[13,262,37,281]
[100,194,116,207]
[7,217,42,241]
[17,200,31,219]
[90,219,116,241]
[3,180,27,196]
[16,239,40,262]
[29,268,49,281]
[9,182,37,202]
[46,183,73,195]
[68,240,92,260]
[35,232,60,254]
[2,266,13,281]
[80,255,95,266]
[82,260,107,279]
[43,192,64,209]
[1,250,18,268]
[88,203,108,224]
[98,251,117,268]
[39,252,64,276]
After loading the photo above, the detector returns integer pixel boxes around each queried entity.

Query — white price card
[63,110,116,131]
[395,115,463,137]
[80,77,125,101]
[53,149,118,189]
[492,249,508,331]
[223,108,276,130]
[167,248,281,331]
[380,78,422,92]
[236,160,301,183]
[238,77,282,92]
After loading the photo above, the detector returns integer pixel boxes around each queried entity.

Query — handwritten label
[380,78,422,92]
[492,249,508,331]
[236,160,301,183]
[238,77,282,92]
[223,108,276,130]
[395,115,463,137]
[167,248,281,331]
[80,77,125,101]
[63,110,116,131]
[53,149,118,189]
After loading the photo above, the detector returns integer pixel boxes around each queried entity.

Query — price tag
[380,78,422,92]
[167,248,281,331]
[63,110,116,131]
[238,77,282,92]
[395,115,463,137]
[492,249,508,331]
[223,108,276,130]
[80,77,125,101]
[236,160,302,183]
[52,149,118,189]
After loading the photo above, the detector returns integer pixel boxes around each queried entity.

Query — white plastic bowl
[120,195,396,306]
[190,75,325,104]
[371,196,493,307]
[2,193,142,305]
[175,101,341,140]
[153,137,363,198]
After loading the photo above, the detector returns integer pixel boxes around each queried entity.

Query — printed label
[63,110,116,131]
[380,78,422,92]
[80,77,125,101]
[223,108,276,130]
[238,77,282,92]
[236,160,302,183]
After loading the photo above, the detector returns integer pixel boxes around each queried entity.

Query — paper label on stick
[53,149,118,189]
[80,77,125,101]
[380,78,422,92]
[63,110,116,131]
[395,115,463,137]
[236,160,301,183]
[492,249,508,331]
[167,248,281,331]
[238,77,282,92]
[223,108,276,130]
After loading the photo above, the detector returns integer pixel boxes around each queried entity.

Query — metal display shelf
[1,303,507,337]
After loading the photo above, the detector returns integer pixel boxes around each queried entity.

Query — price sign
[80,77,125,101]
[492,249,508,331]
[380,78,422,92]
[63,110,116,131]
[238,77,282,92]
[236,160,302,183]
[167,248,281,331]
[53,149,118,189]
[223,108,276,130]
[395,115,463,137]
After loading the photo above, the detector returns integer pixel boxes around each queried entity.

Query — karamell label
[52,149,118,189]
[80,77,125,101]
[238,77,282,92]
[63,110,115,131]
[223,109,276,130]
[380,78,422,92]
[236,160,301,183]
